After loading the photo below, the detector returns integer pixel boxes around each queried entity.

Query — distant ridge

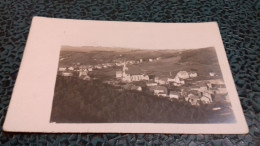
[61,45,214,52]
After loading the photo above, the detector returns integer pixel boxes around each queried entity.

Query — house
[190,86,201,92]
[131,75,142,81]
[79,70,88,77]
[149,59,153,62]
[131,85,142,91]
[189,72,198,78]
[158,78,168,85]
[58,67,66,71]
[171,76,185,86]
[167,78,175,82]
[122,84,142,91]
[107,63,113,67]
[116,71,123,78]
[209,72,216,76]
[206,83,212,88]
[156,57,161,60]
[146,81,157,86]
[201,90,213,103]
[103,64,108,68]
[200,96,212,104]
[176,71,189,79]
[199,86,208,92]
[61,72,73,77]
[186,94,200,106]
[88,67,93,71]
[142,75,149,80]
[149,86,167,95]
[130,74,149,81]
[129,60,135,64]
[79,70,90,80]
[122,74,131,82]
[74,67,80,72]
[157,93,167,97]
[95,65,102,69]
[116,62,124,66]
[68,67,74,71]
[154,77,168,85]
[139,59,143,62]
[79,75,90,80]
[169,91,179,99]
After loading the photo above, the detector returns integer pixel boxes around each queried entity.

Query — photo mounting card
[3,17,248,134]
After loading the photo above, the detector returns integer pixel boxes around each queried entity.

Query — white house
[186,94,200,106]
[199,86,208,92]
[149,59,153,62]
[68,67,74,71]
[79,70,90,80]
[131,85,142,91]
[167,78,175,82]
[200,96,212,104]
[58,67,66,71]
[88,67,93,71]
[139,59,143,62]
[107,63,113,67]
[157,93,167,97]
[176,71,190,79]
[154,77,168,85]
[79,70,88,77]
[116,71,123,78]
[62,72,73,77]
[171,76,185,86]
[122,74,131,82]
[116,62,124,66]
[169,91,179,99]
[158,78,168,85]
[129,61,135,64]
[146,82,157,86]
[131,75,143,81]
[149,86,167,96]
[189,72,198,78]
[209,72,216,76]
[96,65,102,69]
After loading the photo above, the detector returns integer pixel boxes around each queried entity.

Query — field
[59,47,223,80]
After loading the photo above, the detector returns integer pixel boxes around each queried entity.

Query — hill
[58,46,223,80]
[50,77,234,123]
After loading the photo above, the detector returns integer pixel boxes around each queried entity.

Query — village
[57,56,228,107]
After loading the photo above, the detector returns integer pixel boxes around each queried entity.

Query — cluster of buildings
[115,63,226,106]
[58,57,226,106]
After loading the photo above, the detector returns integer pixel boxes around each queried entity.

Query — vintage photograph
[50,46,236,123]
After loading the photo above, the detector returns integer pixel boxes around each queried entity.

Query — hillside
[50,77,234,123]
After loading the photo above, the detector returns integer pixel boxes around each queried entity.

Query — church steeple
[122,62,128,78]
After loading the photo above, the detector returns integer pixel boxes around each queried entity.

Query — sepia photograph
[50,46,236,124]
[4,17,248,133]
